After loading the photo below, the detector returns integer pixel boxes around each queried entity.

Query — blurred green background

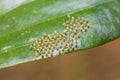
[0,38,119,80]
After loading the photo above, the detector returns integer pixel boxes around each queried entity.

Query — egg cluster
[30,15,90,58]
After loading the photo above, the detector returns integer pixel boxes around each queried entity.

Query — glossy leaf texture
[0,0,120,69]
[0,0,34,14]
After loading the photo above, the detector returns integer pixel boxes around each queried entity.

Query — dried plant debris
[30,15,90,58]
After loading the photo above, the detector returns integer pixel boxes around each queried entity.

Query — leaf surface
[0,0,120,69]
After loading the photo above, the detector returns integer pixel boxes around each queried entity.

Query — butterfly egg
[84,19,88,23]
[43,33,47,37]
[35,39,39,43]
[45,53,48,57]
[38,41,42,45]
[69,41,73,45]
[77,17,81,20]
[38,47,42,50]
[30,45,33,49]
[51,39,55,43]
[73,23,76,27]
[47,50,50,54]
[81,29,87,33]
[41,43,45,46]
[71,18,75,23]
[38,49,41,53]
[54,31,58,35]
[61,33,66,37]
[62,38,66,42]
[49,53,53,57]
[71,16,75,20]
[67,14,71,19]
[47,34,51,38]
[83,26,89,31]
[86,24,90,28]
[55,33,59,37]
[71,32,75,37]
[43,45,46,49]
[63,23,66,27]
[40,37,44,42]
[63,43,67,48]
[59,43,63,48]
[66,20,69,24]
[52,35,56,39]
[33,43,37,47]
[83,22,88,27]
[49,36,53,40]
[68,47,73,52]
[67,48,72,52]
[63,30,67,34]
[36,44,40,48]
[73,43,78,48]
[80,19,84,24]
[71,45,75,50]
[56,45,60,50]
[59,35,63,40]
[61,47,65,52]
[39,38,42,42]
[74,27,78,32]
[76,34,80,38]
[69,22,73,26]
[46,38,49,42]
[41,54,45,59]
[35,51,39,57]
[66,27,70,31]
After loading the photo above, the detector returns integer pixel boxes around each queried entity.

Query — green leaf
[0,0,120,69]
[0,0,34,14]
